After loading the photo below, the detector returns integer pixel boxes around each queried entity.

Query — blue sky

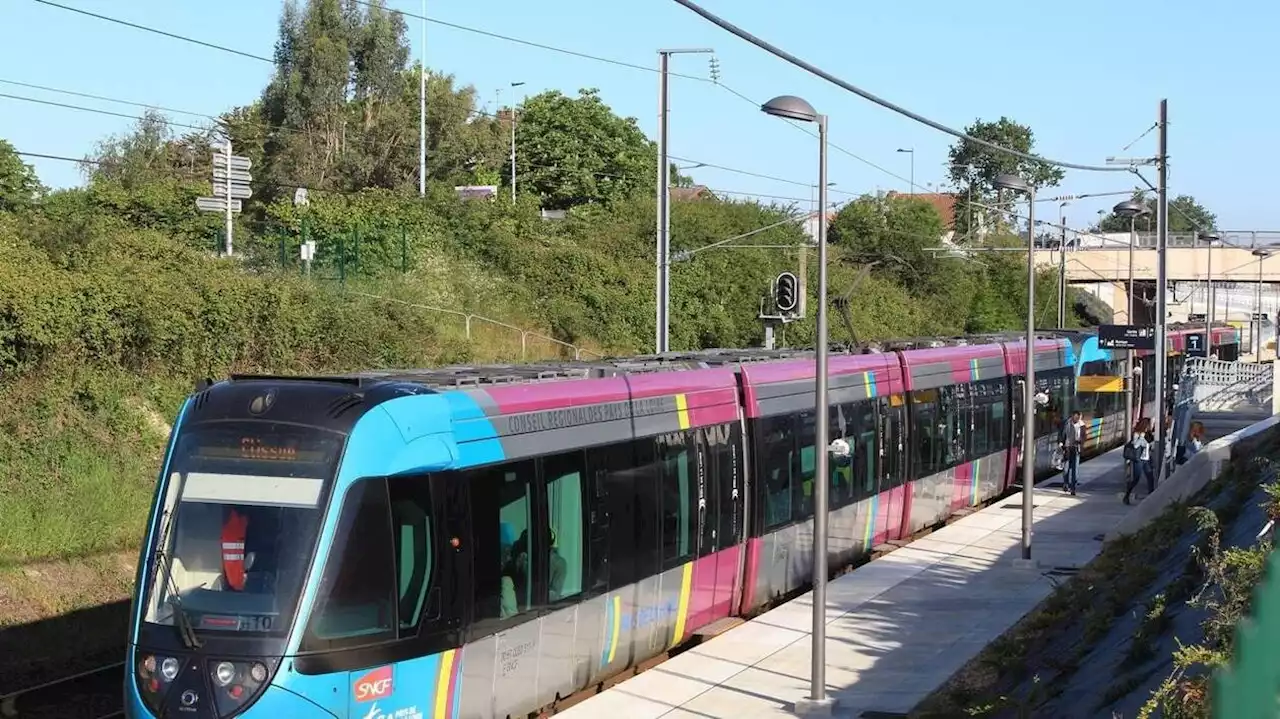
[1,0,1274,231]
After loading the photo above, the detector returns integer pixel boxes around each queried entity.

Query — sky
[1,0,1276,232]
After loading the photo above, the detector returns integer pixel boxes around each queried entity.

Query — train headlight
[206,657,279,717]
[214,661,236,686]
[135,653,181,714]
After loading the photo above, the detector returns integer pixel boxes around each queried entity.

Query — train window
[845,401,878,502]
[303,479,396,649]
[467,460,536,625]
[657,432,695,568]
[971,383,990,457]
[387,477,435,632]
[715,423,743,548]
[542,452,585,603]
[758,415,795,530]
[910,390,940,479]
[828,405,853,507]
[795,411,817,521]
[990,388,1008,451]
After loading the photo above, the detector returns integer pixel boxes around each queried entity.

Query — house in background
[800,191,967,245]
[670,184,718,202]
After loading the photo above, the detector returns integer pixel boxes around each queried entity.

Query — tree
[947,117,1065,239]
[1096,192,1216,234]
[828,194,950,286]
[511,89,655,209]
[0,140,43,213]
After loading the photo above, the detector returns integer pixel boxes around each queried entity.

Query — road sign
[1187,332,1207,357]
[212,168,253,183]
[196,197,241,213]
[212,184,252,200]
[212,154,252,170]
[1098,324,1156,350]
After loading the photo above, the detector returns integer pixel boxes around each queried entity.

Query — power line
[670,0,1134,175]
[29,0,914,193]
[0,81,862,200]
[712,82,914,187]
[29,0,274,63]
[366,0,708,83]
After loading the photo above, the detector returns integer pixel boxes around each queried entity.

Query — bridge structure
[1030,230,1280,357]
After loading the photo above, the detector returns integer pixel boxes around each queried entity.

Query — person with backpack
[1123,417,1155,505]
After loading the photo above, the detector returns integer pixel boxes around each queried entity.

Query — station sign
[1098,324,1156,350]
[1188,313,1207,322]
[1186,332,1208,357]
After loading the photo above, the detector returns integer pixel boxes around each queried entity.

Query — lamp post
[1253,248,1271,358]
[1114,200,1149,435]
[994,172,1037,566]
[896,147,914,195]
[761,94,835,717]
[509,81,525,202]
[1199,231,1220,348]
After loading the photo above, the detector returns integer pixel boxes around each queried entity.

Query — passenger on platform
[1059,411,1083,495]
[1123,418,1155,505]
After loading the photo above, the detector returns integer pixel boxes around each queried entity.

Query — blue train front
[126,376,462,718]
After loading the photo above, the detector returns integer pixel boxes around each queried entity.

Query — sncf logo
[354,666,393,703]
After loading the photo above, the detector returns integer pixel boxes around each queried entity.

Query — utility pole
[510,81,524,202]
[1058,201,1070,327]
[655,48,714,354]
[1155,99,1170,484]
[419,0,426,197]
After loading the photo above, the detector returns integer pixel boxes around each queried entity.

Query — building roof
[885,191,956,228]
[670,185,718,202]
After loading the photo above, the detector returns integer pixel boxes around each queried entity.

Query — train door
[1008,378,1023,490]
[880,394,909,542]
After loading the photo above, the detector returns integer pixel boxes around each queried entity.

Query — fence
[349,292,600,361]
[1181,357,1273,412]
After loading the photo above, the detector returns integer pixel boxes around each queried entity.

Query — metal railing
[1050,230,1280,251]
[1180,357,1273,412]
[350,292,600,361]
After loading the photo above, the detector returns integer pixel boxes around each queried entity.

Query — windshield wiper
[167,592,203,650]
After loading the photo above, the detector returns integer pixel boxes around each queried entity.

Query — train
[124,323,1239,719]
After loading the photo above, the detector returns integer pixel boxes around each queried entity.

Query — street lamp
[993,172,1037,566]
[896,147,914,195]
[761,93,835,717]
[1253,248,1270,358]
[1114,199,1149,436]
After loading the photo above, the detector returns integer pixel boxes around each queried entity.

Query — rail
[349,292,600,361]
[1047,230,1280,251]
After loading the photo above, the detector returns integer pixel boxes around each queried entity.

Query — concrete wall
[1036,247,1280,283]
[1105,414,1280,541]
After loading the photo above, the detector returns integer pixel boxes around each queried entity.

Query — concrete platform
[553,446,1178,719]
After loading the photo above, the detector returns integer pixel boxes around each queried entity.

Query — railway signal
[775,272,798,314]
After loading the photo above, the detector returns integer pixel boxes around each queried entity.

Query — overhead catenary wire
[26,0,923,192]
[669,0,1135,175]
[0,86,850,199]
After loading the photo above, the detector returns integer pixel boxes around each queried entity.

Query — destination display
[186,425,340,466]
[1098,324,1156,350]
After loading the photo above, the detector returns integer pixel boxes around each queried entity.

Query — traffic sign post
[1098,324,1156,350]
[197,141,253,256]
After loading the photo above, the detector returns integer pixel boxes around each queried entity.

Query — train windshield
[143,422,343,638]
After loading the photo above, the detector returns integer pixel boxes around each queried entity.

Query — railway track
[0,662,124,719]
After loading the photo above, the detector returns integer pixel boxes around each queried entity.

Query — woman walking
[1123,417,1155,505]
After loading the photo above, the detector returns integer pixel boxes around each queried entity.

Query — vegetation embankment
[912,430,1280,719]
